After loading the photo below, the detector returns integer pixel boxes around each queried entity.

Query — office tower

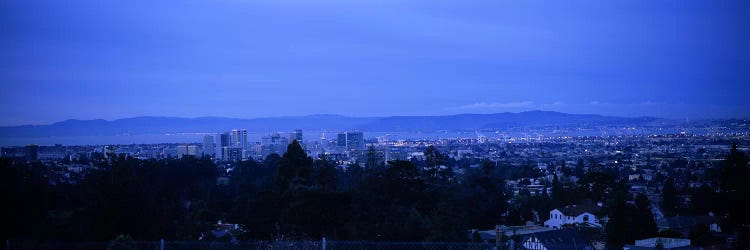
[346,131,364,150]
[290,129,303,144]
[203,135,215,157]
[222,147,242,161]
[220,132,231,159]
[188,145,199,156]
[220,132,231,147]
[261,132,289,158]
[176,145,199,158]
[337,132,347,148]
[231,129,248,150]
[177,145,188,158]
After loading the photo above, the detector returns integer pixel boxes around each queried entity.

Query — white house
[543,204,602,229]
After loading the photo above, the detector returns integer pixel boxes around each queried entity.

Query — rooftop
[557,203,602,216]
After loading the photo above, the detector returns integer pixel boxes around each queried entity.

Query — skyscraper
[219,132,231,160]
[261,132,289,158]
[177,145,199,158]
[231,129,248,150]
[219,132,230,147]
[222,147,242,161]
[337,132,347,148]
[203,135,215,157]
[346,131,364,150]
[290,129,303,144]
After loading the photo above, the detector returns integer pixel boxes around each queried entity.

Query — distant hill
[0,111,667,138]
[359,111,663,131]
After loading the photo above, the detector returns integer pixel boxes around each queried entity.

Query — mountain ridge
[0,111,670,138]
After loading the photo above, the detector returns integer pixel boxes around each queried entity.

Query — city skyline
[2,0,749,125]
[2,1,750,247]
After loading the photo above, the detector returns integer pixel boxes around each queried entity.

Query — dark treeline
[1,141,749,248]
[1,141,508,242]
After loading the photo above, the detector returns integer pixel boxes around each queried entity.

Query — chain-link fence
[6,240,500,250]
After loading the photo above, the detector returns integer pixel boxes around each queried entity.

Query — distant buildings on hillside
[337,131,364,151]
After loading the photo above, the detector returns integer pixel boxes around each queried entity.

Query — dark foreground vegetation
[2,141,749,248]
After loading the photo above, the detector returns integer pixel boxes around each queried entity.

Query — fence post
[160,238,164,250]
[321,237,326,250]
[6,239,9,250]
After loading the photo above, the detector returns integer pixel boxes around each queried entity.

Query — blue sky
[1,1,749,125]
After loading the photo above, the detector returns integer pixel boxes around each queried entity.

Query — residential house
[544,203,603,229]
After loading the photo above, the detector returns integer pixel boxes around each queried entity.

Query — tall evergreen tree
[574,158,585,177]
[276,140,313,195]
[550,173,564,207]
[313,157,338,192]
[634,193,659,239]
[661,178,678,216]
[720,143,750,234]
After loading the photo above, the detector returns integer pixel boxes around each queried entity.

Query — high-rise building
[337,132,347,148]
[261,132,289,158]
[290,129,303,145]
[222,147,242,161]
[219,132,231,159]
[203,135,215,157]
[231,129,248,150]
[220,132,231,147]
[346,131,364,150]
[188,145,199,156]
[177,145,199,158]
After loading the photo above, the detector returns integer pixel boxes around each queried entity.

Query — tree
[423,146,453,183]
[606,193,659,248]
[634,194,658,239]
[577,171,615,203]
[426,189,469,242]
[365,145,382,173]
[550,173,564,207]
[574,159,585,177]
[0,159,55,240]
[348,160,433,241]
[462,160,507,229]
[690,184,717,215]
[662,178,678,216]
[228,158,280,240]
[338,162,363,191]
[606,201,637,248]
[313,157,338,192]
[276,140,313,195]
[720,143,750,233]
[560,160,573,176]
